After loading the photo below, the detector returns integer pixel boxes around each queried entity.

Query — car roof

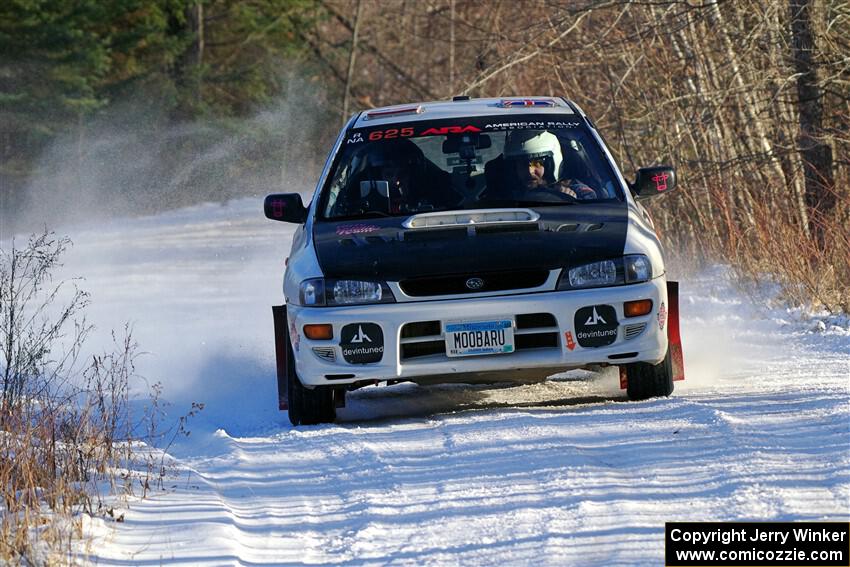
[351,97,578,128]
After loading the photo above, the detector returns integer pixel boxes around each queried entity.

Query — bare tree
[789,0,836,247]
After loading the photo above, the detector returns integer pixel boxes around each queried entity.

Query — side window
[323,160,354,217]
[556,130,621,199]
[588,126,628,198]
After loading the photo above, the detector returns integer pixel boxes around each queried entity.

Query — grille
[401,320,441,339]
[400,269,549,297]
[516,333,559,349]
[516,313,557,329]
[623,323,647,340]
[514,312,559,351]
[399,320,444,360]
[399,312,559,361]
[400,340,445,359]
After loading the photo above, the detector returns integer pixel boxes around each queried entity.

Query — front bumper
[286,278,668,387]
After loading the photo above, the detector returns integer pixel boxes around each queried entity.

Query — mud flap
[667,280,685,381]
[272,305,289,410]
[618,280,685,389]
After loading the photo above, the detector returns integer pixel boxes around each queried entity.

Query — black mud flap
[272,305,289,410]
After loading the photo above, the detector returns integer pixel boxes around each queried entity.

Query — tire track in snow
[60,199,847,565]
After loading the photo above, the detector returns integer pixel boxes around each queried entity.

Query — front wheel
[625,348,674,401]
[285,333,336,426]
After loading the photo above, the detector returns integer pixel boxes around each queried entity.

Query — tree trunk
[342,0,364,126]
[788,0,835,247]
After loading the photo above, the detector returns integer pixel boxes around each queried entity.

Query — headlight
[298,278,395,306]
[558,255,653,290]
[333,280,382,304]
[568,260,617,288]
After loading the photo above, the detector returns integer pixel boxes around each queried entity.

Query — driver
[354,139,455,213]
[502,130,596,199]
[361,141,420,213]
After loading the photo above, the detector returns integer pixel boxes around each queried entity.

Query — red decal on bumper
[565,331,576,351]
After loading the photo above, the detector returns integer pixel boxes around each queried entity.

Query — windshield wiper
[513,199,576,207]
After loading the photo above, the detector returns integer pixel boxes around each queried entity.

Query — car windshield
[320,115,622,220]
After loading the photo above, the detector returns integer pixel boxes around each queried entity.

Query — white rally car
[265,97,684,425]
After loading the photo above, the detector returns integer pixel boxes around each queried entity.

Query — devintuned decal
[574,305,619,348]
[657,302,667,331]
[564,331,576,351]
[340,323,384,364]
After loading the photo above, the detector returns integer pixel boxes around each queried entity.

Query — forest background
[1,0,848,310]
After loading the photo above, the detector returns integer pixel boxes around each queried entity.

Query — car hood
[313,204,628,281]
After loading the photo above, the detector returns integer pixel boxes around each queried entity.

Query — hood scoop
[403,208,540,229]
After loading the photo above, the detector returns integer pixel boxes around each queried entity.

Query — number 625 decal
[368,127,414,141]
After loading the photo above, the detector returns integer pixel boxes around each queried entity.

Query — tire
[285,332,336,426]
[625,347,674,401]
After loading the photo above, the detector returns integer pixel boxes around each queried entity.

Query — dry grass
[0,332,141,565]
[661,187,850,314]
[734,213,849,313]
[0,233,195,565]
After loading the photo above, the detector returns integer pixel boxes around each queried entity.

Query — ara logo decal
[340,323,383,364]
[657,302,667,331]
[652,172,669,192]
[584,307,607,326]
[565,331,576,351]
[419,125,482,136]
[346,132,364,144]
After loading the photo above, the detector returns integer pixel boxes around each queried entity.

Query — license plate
[445,319,515,357]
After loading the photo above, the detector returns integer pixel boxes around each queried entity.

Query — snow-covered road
[47,200,848,565]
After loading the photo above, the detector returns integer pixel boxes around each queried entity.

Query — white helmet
[503,130,563,182]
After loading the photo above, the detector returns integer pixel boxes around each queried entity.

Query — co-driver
[484,130,597,201]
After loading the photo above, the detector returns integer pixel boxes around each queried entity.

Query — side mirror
[264,193,308,223]
[632,166,677,200]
